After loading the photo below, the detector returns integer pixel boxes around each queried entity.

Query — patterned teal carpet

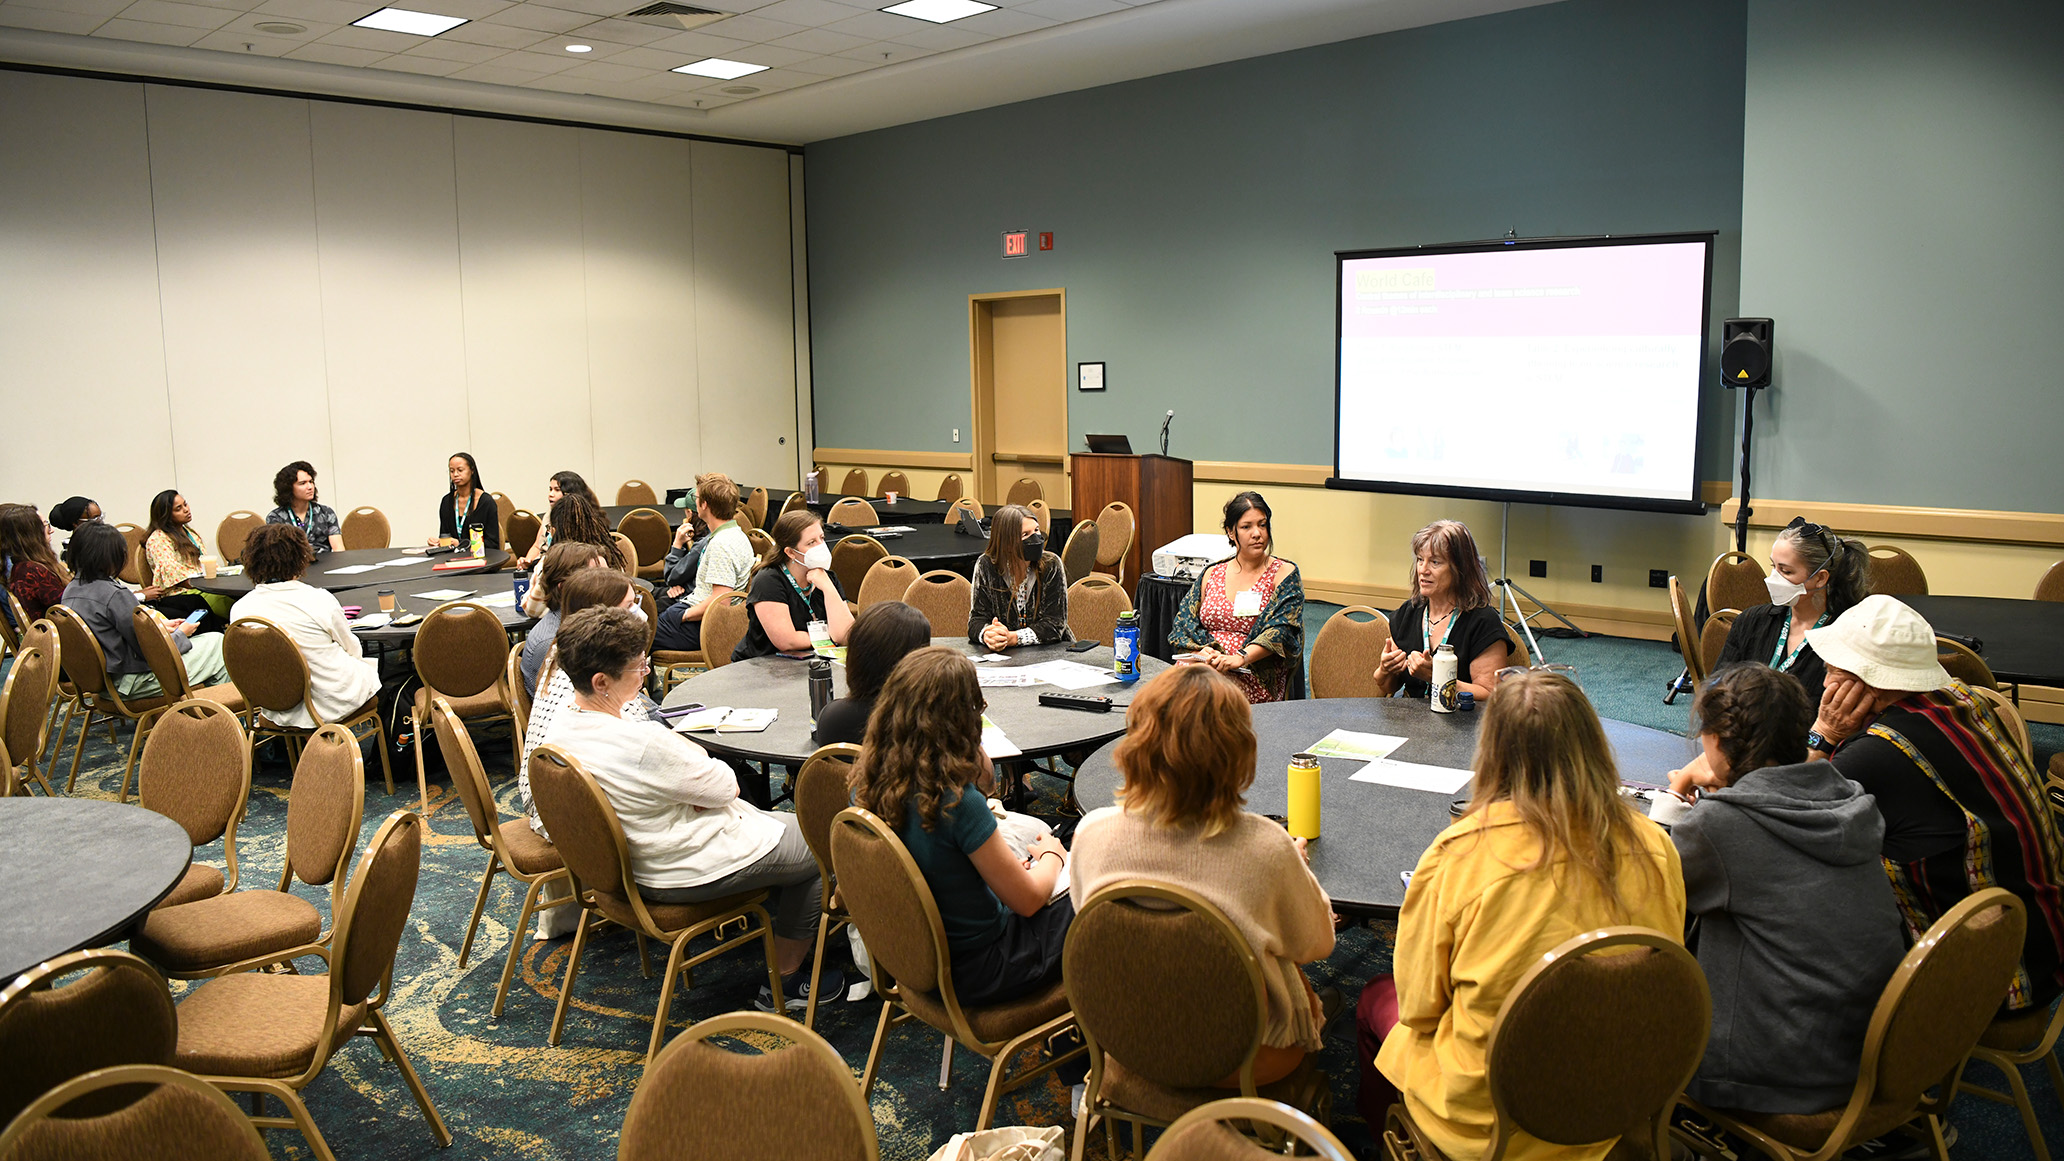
[9,610,2062,1159]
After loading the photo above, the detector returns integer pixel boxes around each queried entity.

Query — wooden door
[970,290,1067,509]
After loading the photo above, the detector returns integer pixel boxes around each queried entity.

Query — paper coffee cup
[378,590,397,613]
[885,491,898,504]
[200,555,219,578]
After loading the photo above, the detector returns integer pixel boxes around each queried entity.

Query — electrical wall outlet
[1649,569,1669,589]
[1529,560,1547,578]
[952,428,960,443]
[1591,564,1603,583]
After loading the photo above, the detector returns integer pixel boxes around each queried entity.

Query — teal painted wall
[1739,0,2064,511]
[804,0,1748,479]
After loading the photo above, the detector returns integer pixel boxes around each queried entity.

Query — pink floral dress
[1198,558,1291,704]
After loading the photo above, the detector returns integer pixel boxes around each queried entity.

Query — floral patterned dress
[1196,558,1294,703]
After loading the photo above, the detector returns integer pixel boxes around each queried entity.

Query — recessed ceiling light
[351,6,467,35]
[564,43,592,51]
[671,57,767,79]
[881,0,996,23]
[252,20,307,33]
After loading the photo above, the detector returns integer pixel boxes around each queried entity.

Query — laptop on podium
[1084,434,1133,454]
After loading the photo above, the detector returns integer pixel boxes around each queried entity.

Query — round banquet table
[829,524,987,577]
[1894,595,2064,687]
[1073,697,1699,917]
[660,638,1169,766]
[188,547,510,598]
[0,798,192,979]
[346,571,539,646]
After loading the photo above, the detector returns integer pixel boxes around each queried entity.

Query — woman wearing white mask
[1712,516,1871,704]
[734,509,853,662]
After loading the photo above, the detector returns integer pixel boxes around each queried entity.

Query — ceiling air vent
[622,2,730,32]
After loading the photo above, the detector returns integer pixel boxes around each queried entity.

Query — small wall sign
[1077,361,1105,391]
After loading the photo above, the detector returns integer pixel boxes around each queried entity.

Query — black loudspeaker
[1721,317,1773,388]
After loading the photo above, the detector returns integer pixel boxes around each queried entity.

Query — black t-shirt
[1829,734,1968,863]
[1715,603,1829,704]
[1388,600,1513,699]
[735,566,837,662]
[813,694,876,746]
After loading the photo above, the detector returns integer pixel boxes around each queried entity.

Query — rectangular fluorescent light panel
[882,0,996,22]
[671,57,768,79]
[352,6,467,34]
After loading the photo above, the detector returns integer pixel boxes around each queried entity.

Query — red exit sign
[1002,230,1028,259]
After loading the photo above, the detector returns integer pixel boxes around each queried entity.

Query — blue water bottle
[1113,611,1140,683]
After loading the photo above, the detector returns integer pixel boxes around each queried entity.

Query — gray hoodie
[1671,760,1907,1114]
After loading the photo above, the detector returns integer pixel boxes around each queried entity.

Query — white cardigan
[229,580,380,729]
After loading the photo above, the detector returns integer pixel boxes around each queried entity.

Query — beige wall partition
[0,69,802,542]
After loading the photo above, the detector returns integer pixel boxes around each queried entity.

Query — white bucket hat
[1804,594,1953,692]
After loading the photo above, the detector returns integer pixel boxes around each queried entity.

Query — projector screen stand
[1494,502,1585,664]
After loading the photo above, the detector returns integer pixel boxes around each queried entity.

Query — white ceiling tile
[315,22,426,49]
[446,59,558,82]
[832,36,933,62]
[584,43,676,68]
[217,11,342,38]
[374,51,472,72]
[401,33,505,58]
[869,20,979,49]
[765,24,865,52]
[695,12,801,42]
[188,27,303,51]
[749,0,866,25]
[0,5,104,30]
[7,0,132,19]
[565,16,673,44]
[560,56,643,80]
[1011,0,1124,20]
[475,3,589,31]
[115,0,235,29]
[820,10,916,40]
[92,15,204,41]
[283,38,385,62]
[520,0,615,16]
[538,36,634,57]
[777,50,869,76]
[439,17,546,45]
[492,47,581,72]
[253,0,382,25]
[645,27,746,54]
[947,5,1050,35]
[709,40,811,67]
[423,0,514,19]
[520,72,597,92]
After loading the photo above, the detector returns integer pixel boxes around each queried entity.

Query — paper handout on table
[474,591,517,608]
[414,588,475,602]
[1016,660,1119,690]
[675,707,778,733]
[326,564,382,575]
[970,653,1012,664]
[1305,730,1408,763]
[375,557,419,567]
[977,669,1041,688]
[980,714,1022,759]
[872,525,917,533]
[1348,759,1474,795]
[348,613,392,630]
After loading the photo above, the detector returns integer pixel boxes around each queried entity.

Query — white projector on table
[1151,534,1236,581]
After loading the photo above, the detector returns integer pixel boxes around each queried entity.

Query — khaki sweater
[1069,807,1335,1050]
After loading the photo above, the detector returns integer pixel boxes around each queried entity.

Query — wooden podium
[1069,453,1193,583]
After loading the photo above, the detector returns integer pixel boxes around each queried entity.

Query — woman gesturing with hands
[1375,520,1512,702]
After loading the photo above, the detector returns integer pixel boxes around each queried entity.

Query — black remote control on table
[1038,692,1113,713]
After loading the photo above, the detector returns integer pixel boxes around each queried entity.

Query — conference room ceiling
[0,0,1560,142]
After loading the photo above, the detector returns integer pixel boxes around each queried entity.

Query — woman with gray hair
[1711,515,1870,704]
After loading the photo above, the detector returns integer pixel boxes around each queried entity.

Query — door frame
[968,288,1067,507]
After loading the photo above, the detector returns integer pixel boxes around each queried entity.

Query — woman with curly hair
[263,460,345,556]
[848,646,1071,1005]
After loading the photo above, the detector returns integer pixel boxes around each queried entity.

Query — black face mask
[1020,534,1045,563]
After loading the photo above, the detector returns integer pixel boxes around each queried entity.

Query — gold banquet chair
[136,700,253,910]
[0,1064,270,1161]
[0,948,179,1128]
[221,616,394,795]
[1148,1097,1354,1161]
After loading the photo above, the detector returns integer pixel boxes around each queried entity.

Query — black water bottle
[808,656,833,726]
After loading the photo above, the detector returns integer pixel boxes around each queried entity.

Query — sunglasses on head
[1784,515,1834,543]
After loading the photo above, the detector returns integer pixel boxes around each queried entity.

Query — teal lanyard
[1770,608,1830,672]
[1422,606,1459,653]
[784,567,814,605]
[289,505,312,536]
[452,492,473,535]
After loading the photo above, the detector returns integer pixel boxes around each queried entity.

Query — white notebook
[674,707,778,733]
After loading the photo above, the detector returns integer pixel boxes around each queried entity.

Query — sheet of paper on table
[976,669,1041,688]
[349,613,392,630]
[475,591,517,607]
[375,557,419,567]
[1306,729,1408,763]
[873,525,917,533]
[1017,660,1119,690]
[980,714,1022,759]
[326,564,382,575]
[1349,759,1474,795]
[414,589,475,602]
[970,653,1012,664]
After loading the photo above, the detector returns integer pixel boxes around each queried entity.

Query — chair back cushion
[747,528,775,560]
[830,808,944,994]
[0,950,177,1125]
[118,526,146,586]
[1935,638,1997,691]
[618,509,673,576]
[1705,552,1769,614]
[745,487,770,529]
[857,557,918,610]
[138,701,248,846]
[2038,561,2064,604]
[1005,478,1043,507]
[948,497,984,521]
[0,1064,271,1161]
[828,498,878,528]
[609,531,639,575]
[1866,545,1929,597]
[506,511,543,559]
[839,469,869,497]
[1867,889,2024,1106]
[1699,609,1737,677]
[902,572,973,638]
[1667,577,1703,685]
[934,474,964,503]
[1066,575,1133,647]
[1061,521,1100,587]
[877,471,910,499]
[1309,606,1391,699]
[334,812,424,1006]
[214,513,262,563]
[619,1013,876,1161]
[528,745,633,897]
[698,592,752,670]
[795,745,862,877]
[617,480,658,506]
[1484,928,1709,1146]
[129,608,193,700]
[2,642,59,769]
[1065,881,1265,1089]
[221,617,312,715]
[429,697,498,843]
[47,606,110,697]
[286,726,366,888]
[831,536,887,598]
[340,507,391,550]
[413,602,507,699]
[1094,502,1135,568]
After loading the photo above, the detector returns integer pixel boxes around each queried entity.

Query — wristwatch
[1805,729,1831,753]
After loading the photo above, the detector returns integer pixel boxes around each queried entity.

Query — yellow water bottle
[1287,752,1321,840]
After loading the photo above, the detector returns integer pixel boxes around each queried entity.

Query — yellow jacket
[1376,801,1686,1161]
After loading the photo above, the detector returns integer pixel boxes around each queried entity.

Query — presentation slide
[1335,238,1710,509]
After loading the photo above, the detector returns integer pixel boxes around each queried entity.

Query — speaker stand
[1495,501,1586,665]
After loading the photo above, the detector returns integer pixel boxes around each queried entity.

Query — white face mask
[1764,569,1821,607]
[799,543,833,573]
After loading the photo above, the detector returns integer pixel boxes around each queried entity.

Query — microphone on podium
[1160,409,1174,456]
